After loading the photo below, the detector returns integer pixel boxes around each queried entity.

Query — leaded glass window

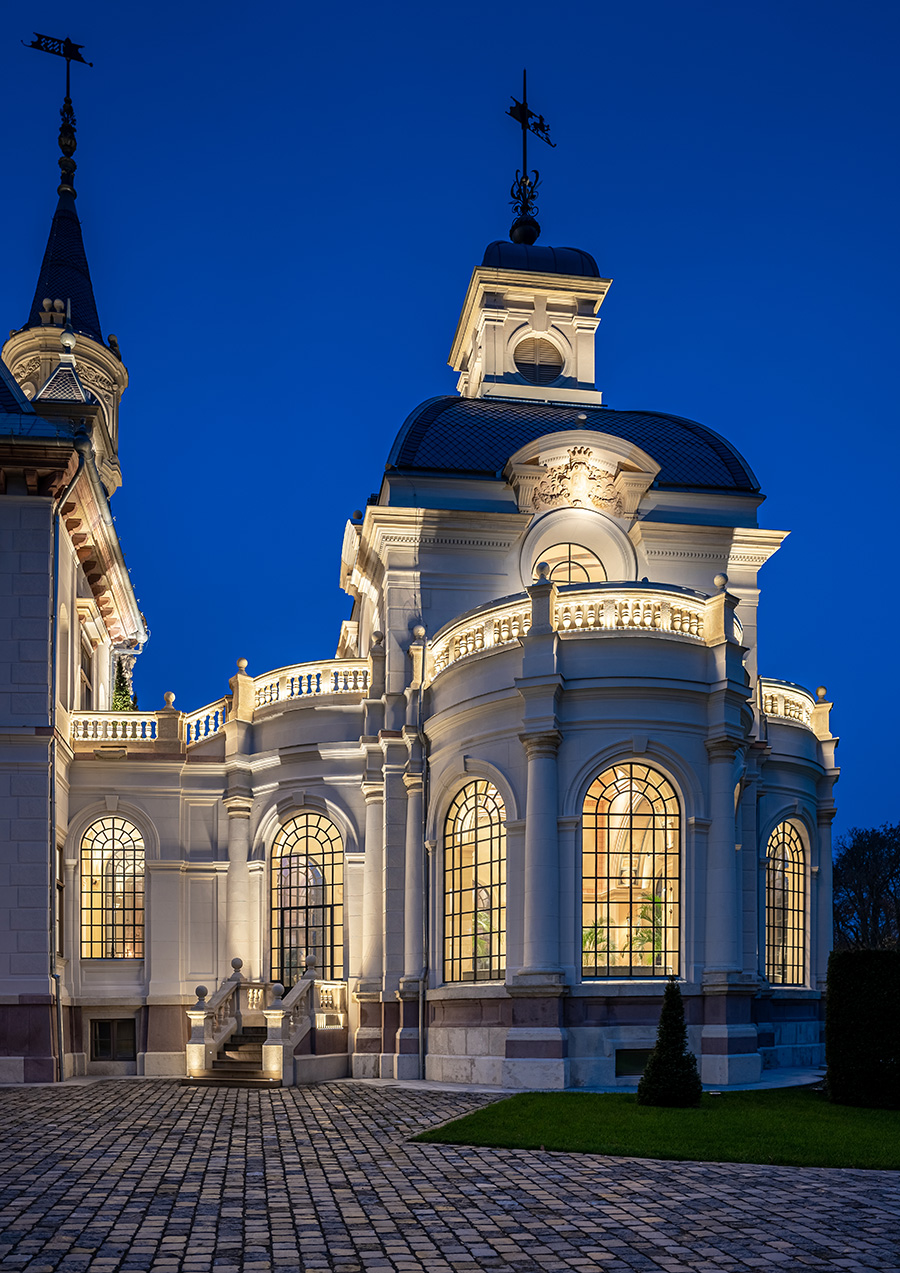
[444,780,506,983]
[271,813,343,986]
[80,816,145,959]
[582,763,680,977]
[765,821,806,985]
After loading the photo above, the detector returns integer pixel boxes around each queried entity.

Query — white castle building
[0,99,838,1088]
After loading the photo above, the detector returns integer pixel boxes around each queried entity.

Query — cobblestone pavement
[0,1079,898,1272]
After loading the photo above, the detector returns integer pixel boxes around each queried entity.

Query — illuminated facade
[0,126,839,1087]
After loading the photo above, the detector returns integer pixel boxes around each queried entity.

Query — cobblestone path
[0,1079,897,1271]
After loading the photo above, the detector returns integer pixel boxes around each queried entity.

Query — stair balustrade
[185,957,273,1078]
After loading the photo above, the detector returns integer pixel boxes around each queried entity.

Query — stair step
[212,1059,266,1072]
[181,1072,281,1089]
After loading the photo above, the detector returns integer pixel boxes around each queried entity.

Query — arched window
[81,816,145,959]
[444,780,506,983]
[271,813,343,986]
[765,821,806,985]
[582,763,680,978]
[537,543,607,585]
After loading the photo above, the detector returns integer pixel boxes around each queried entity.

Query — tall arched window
[81,816,145,959]
[271,813,343,986]
[444,780,506,983]
[582,763,680,978]
[765,821,806,985]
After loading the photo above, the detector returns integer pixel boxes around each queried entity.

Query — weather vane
[23,33,93,198]
[506,70,556,245]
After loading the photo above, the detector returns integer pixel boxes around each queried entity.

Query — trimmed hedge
[826,949,900,1108]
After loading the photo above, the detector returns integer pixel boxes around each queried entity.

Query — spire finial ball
[536,561,550,581]
[164,691,176,708]
[816,686,827,702]
[237,658,248,673]
[713,573,728,591]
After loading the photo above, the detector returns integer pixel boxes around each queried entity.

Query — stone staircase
[181,1027,279,1088]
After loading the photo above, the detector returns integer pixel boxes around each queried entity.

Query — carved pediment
[532,446,624,515]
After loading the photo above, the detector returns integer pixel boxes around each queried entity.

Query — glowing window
[538,542,607,584]
[271,813,343,986]
[765,822,806,986]
[582,763,680,978]
[80,816,145,959]
[444,780,506,983]
[514,336,563,385]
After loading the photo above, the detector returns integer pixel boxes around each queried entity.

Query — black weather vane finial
[506,69,556,246]
[23,33,93,198]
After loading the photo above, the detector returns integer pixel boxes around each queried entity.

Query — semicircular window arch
[765,821,806,986]
[443,780,506,983]
[582,763,680,978]
[271,812,344,986]
[80,815,145,959]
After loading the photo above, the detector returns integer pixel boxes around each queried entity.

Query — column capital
[705,736,744,762]
[817,805,837,826]
[519,730,561,760]
[223,794,252,819]
[402,772,424,793]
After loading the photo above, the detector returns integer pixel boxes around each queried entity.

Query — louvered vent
[514,337,564,385]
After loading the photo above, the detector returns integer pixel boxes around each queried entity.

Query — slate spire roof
[26,190,103,344]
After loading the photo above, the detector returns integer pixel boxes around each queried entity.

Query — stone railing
[431,597,532,676]
[555,588,705,639]
[253,659,370,709]
[759,678,816,728]
[262,956,319,1084]
[430,583,712,680]
[184,698,229,745]
[185,957,273,1077]
[71,711,159,742]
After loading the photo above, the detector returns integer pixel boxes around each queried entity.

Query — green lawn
[413,1087,900,1169]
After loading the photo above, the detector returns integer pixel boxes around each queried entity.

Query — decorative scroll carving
[532,446,623,515]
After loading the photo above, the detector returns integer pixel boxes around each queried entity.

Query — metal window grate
[271,813,344,986]
[766,822,806,985]
[582,763,680,978]
[80,816,145,959]
[444,780,506,983]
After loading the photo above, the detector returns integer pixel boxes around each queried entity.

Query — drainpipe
[417,639,429,1082]
[49,427,89,1082]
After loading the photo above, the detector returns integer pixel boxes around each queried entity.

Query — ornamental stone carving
[532,447,624,516]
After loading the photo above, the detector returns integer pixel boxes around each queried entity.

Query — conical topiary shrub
[636,976,702,1107]
[111,657,135,711]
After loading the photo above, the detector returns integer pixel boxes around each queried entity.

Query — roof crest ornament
[506,69,556,247]
[23,33,93,198]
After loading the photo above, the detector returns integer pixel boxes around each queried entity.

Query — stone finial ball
[270,983,284,999]
[231,957,243,970]
[164,691,176,708]
[413,624,426,640]
[371,630,385,646]
[237,658,248,672]
[305,953,317,968]
[195,986,208,1000]
[42,298,52,311]
[816,686,827,701]
[713,573,728,590]
[536,561,550,580]
[60,326,76,350]
[353,509,363,520]
[53,299,65,312]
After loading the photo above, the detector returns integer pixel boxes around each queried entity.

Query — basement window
[91,1018,136,1061]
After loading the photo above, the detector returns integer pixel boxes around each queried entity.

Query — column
[224,801,251,972]
[359,782,384,990]
[815,807,836,990]
[519,730,562,976]
[704,739,742,973]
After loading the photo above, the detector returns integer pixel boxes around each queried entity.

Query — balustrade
[759,678,815,728]
[254,659,370,708]
[184,699,228,744]
[184,957,273,1076]
[71,712,158,742]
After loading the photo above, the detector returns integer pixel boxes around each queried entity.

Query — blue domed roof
[388,397,759,492]
[481,241,601,277]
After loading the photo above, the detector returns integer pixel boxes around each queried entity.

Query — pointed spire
[25,92,102,342]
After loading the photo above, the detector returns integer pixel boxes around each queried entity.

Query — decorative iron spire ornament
[23,34,93,198]
[506,70,556,246]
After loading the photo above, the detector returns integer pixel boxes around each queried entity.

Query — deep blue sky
[2,2,898,839]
